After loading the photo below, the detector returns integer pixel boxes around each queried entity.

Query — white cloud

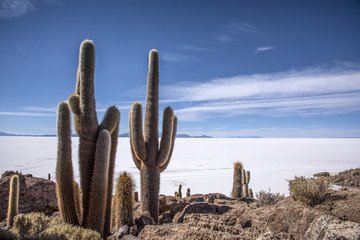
[178,45,209,51]
[215,34,232,43]
[0,111,55,117]
[162,53,191,62]
[21,106,57,112]
[161,63,360,121]
[227,21,260,35]
[255,46,274,54]
[0,0,60,18]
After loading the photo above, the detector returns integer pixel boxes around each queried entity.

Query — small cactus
[129,49,177,223]
[133,192,139,202]
[175,192,179,197]
[115,172,134,228]
[186,188,191,197]
[248,188,254,198]
[7,174,19,227]
[178,184,182,198]
[231,162,243,198]
[244,170,251,198]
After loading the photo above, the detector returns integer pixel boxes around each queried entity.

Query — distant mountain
[0,131,17,136]
[176,134,192,138]
[228,136,262,138]
[119,133,129,137]
[192,135,213,138]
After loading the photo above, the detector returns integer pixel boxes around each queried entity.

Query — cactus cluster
[129,49,177,223]
[56,40,120,237]
[231,162,253,199]
[7,174,19,227]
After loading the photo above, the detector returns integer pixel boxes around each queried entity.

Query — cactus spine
[115,172,134,228]
[7,175,19,227]
[129,49,177,223]
[56,40,120,237]
[231,162,243,198]
[186,188,191,197]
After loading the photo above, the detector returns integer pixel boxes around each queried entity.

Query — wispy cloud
[162,53,193,62]
[0,0,60,18]
[215,34,232,43]
[254,46,274,54]
[178,45,209,51]
[0,111,56,117]
[216,21,260,43]
[161,63,360,121]
[226,21,260,35]
[20,106,57,112]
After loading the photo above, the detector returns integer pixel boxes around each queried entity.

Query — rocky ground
[1,169,360,239]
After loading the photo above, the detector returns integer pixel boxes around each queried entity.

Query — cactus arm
[78,39,98,133]
[130,102,147,161]
[129,110,142,170]
[157,107,174,167]
[68,94,81,136]
[99,106,120,134]
[55,101,79,225]
[86,129,111,236]
[103,122,119,236]
[144,49,159,151]
[75,66,81,95]
[159,116,177,173]
[246,171,250,184]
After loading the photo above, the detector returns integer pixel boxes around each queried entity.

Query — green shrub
[255,189,285,207]
[288,176,331,206]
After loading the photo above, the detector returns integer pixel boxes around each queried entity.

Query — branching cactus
[231,162,243,198]
[56,40,120,237]
[244,170,251,198]
[129,49,177,223]
[7,174,19,227]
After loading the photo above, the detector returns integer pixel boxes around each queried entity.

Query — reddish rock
[0,171,58,220]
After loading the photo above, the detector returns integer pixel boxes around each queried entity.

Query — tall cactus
[56,40,120,237]
[7,175,19,227]
[243,170,251,198]
[129,49,177,223]
[231,162,243,198]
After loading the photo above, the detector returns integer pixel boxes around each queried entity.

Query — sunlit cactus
[7,175,19,227]
[129,49,177,223]
[231,162,243,198]
[56,40,120,237]
[115,172,134,228]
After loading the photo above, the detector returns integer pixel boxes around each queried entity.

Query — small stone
[117,225,129,239]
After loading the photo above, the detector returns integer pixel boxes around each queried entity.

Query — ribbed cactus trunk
[7,175,19,227]
[129,50,177,223]
[231,162,243,198]
[244,170,251,198]
[56,102,79,225]
[115,172,134,228]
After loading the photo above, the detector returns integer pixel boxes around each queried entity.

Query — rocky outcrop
[330,168,360,188]
[304,215,360,240]
[0,171,58,221]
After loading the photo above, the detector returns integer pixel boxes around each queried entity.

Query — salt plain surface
[0,137,359,197]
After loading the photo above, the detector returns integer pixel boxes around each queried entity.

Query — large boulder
[304,215,360,239]
[0,171,58,221]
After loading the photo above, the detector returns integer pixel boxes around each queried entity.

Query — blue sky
[1,0,360,137]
